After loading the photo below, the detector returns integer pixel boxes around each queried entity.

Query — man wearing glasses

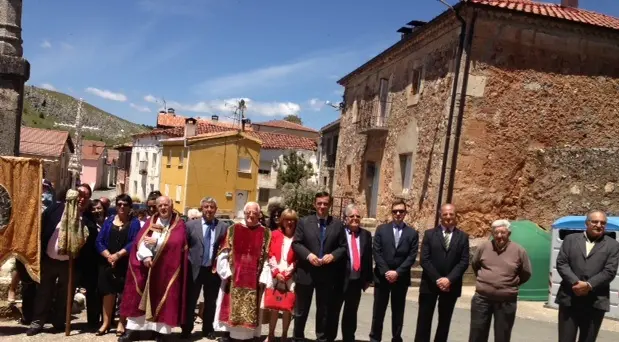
[556,210,619,342]
[369,200,418,342]
[329,204,373,342]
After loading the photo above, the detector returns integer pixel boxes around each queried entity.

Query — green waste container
[509,220,551,301]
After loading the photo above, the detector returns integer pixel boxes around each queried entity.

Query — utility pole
[0,0,30,156]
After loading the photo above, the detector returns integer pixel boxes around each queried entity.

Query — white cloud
[61,42,74,50]
[130,103,152,113]
[40,83,56,91]
[158,98,300,117]
[144,94,159,103]
[40,40,52,49]
[307,98,325,112]
[85,87,128,102]
[196,51,355,97]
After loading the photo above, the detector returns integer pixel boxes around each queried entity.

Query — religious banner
[0,156,42,282]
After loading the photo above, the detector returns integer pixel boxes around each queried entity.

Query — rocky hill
[23,86,149,145]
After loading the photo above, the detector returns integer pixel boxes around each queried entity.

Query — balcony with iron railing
[354,98,389,134]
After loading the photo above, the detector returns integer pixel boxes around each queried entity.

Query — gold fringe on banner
[0,156,43,283]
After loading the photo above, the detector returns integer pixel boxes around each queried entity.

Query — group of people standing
[9,183,619,342]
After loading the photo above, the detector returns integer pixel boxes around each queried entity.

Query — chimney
[167,108,175,115]
[561,0,578,7]
[397,20,426,40]
[211,115,219,121]
[184,117,197,138]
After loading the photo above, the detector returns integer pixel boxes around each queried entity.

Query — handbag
[263,280,295,313]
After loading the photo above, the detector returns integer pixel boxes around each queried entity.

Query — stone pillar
[0,0,29,156]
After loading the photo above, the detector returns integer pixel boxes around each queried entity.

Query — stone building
[317,119,340,194]
[334,0,619,236]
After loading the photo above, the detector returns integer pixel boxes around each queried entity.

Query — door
[366,162,380,217]
[235,190,248,219]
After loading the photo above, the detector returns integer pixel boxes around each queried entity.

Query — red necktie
[351,231,360,272]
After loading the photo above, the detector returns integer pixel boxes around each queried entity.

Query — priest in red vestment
[214,201,272,341]
[119,196,188,342]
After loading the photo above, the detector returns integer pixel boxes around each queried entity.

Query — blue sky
[22,0,619,130]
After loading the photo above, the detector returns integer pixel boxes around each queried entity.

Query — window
[399,154,413,190]
[378,78,389,118]
[323,176,328,186]
[164,184,170,196]
[133,181,138,195]
[150,184,154,193]
[346,164,352,185]
[238,157,251,173]
[167,150,172,166]
[176,185,182,202]
[411,68,422,95]
[152,153,157,169]
[258,188,270,203]
[258,169,271,175]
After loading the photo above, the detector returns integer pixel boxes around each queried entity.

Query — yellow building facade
[159,131,262,218]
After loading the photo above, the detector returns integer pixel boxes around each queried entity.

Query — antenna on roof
[161,97,167,113]
[231,99,247,129]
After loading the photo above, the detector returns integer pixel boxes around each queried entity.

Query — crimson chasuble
[217,222,271,329]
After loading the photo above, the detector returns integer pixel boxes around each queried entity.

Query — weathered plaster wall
[453,13,619,235]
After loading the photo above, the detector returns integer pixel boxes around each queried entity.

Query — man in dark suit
[328,204,373,342]
[556,210,619,342]
[27,184,93,336]
[414,204,469,342]
[292,191,347,342]
[181,197,229,339]
[369,200,418,342]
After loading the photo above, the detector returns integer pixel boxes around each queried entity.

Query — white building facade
[257,148,318,205]
[129,135,168,201]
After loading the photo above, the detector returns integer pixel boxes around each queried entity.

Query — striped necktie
[444,230,451,250]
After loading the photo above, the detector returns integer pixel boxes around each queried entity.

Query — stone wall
[334,15,462,234]
[453,13,619,236]
[335,8,619,238]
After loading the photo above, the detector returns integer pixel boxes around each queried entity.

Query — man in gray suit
[556,210,619,342]
[181,197,229,339]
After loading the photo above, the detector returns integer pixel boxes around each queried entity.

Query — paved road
[1,292,618,341]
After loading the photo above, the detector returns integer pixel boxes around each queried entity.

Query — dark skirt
[98,224,130,295]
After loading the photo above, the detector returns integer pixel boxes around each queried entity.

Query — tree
[277,151,322,216]
[277,151,314,187]
[283,114,302,125]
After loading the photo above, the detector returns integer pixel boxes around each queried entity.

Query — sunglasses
[117,202,130,208]
[392,210,406,214]
[348,215,361,219]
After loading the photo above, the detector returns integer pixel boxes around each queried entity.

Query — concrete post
[0,0,30,156]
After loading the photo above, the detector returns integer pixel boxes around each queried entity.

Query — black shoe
[118,330,136,342]
[26,327,43,336]
[95,328,110,336]
[203,331,216,339]
[52,325,65,333]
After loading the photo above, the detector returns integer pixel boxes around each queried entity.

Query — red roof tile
[249,131,317,151]
[19,126,73,158]
[254,120,318,133]
[82,140,106,161]
[156,113,252,131]
[144,124,316,151]
[470,0,619,30]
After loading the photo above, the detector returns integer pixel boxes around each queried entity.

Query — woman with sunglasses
[94,194,141,336]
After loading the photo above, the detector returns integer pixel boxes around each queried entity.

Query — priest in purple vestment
[119,196,189,342]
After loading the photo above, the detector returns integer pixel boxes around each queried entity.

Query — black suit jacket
[373,221,419,286]
[292,215,347,285]
[419,226,469,297]
[339,227,373,292]
[555,232,619,312]
[40,202,65,260]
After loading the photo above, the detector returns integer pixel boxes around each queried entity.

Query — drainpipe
[447,10,478,203]
[434,2,467,227]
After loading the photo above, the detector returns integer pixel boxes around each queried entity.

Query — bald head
[439,203,457,228]
[156,196,173,219]
[244,201,261,226]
